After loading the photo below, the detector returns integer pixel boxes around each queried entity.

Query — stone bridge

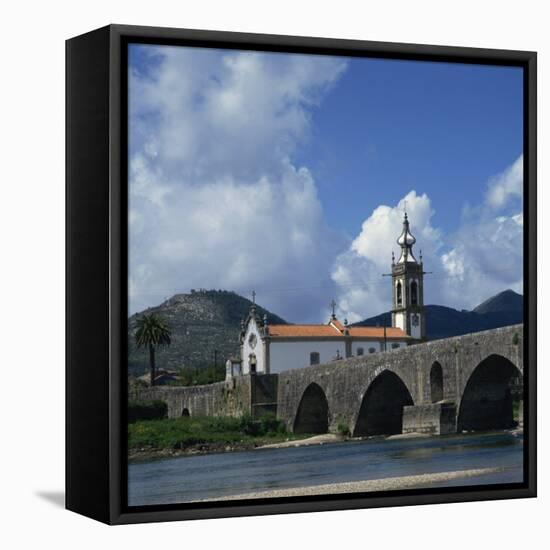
[135,324,523,437]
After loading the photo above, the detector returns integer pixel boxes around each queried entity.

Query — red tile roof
[348,326,409,339]
[267,320,409,339]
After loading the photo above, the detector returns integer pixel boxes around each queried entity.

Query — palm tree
[135,314,171,386]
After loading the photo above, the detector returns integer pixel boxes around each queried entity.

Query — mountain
[352,289,523,341]
[473,289,524,315]
[128,290,286,376]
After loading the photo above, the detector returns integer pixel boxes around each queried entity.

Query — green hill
[128,290,286,376]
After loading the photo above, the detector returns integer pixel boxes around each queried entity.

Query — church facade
[234,212,426,376]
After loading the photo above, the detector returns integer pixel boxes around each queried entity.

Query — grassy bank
[128,414,307,460]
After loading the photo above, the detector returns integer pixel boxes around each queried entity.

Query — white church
[231,212,427,376]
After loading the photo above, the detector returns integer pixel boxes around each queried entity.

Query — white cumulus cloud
[485,154,523,209]
[332,156,524,321]
[128,45,348,320]
[330,191,442,322]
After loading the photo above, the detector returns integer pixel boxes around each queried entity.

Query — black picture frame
[66,24,537,525]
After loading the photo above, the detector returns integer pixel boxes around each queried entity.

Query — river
[128,431,523,506]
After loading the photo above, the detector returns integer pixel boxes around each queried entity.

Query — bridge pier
[402,402,457,435]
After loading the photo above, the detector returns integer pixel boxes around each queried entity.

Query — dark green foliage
[128,413,291,450]
[176,363,226,386]
[134,313,172,385]
[134,313,171,348]
[258,412,287,434]
[128,400,168,423]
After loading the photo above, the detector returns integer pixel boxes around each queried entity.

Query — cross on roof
[330,299,337,318]
[251,290,256,305]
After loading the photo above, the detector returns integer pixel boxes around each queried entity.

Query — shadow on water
[388,431,521,460]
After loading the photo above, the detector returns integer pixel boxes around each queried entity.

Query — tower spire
[396,211,417,263]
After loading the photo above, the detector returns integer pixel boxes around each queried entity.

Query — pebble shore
[195,467,504,501]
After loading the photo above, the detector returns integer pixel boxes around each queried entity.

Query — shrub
[237,413,287,436]
[238,413,262,436]
[128,400,168,423]
[337,423,350,437]
[259,413,287,435]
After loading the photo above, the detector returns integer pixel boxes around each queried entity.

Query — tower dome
[396,212,417,263]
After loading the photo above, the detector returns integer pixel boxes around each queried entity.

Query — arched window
[357,347,364,356]
[396,281,402,306]
[310,352,320,365]
[249,353,257,374]
[411,280,418,305]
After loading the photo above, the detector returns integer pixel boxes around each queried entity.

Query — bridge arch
[457,354,522,432]
[293,382,329,434]
[353,370,414,437]
[181,407,190,417]
[430,362,444,403]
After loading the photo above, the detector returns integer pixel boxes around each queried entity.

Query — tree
[135,314,171,386]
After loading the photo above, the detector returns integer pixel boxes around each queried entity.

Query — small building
[238,211,425,375]
[138,369,179,386]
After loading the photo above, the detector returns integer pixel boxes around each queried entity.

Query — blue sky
[293,57,523,237]
[128,44,524,322]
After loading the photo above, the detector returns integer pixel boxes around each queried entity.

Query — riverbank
[130,433,346,462]
[194,467,505,502]
[128,414,309,463]
[129,422,523,462]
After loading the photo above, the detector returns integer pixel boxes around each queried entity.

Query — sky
[128,43,524,323]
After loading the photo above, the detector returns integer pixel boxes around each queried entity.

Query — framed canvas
[66,24,537,525]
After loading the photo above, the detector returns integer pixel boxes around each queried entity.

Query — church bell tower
[391,212,426,341]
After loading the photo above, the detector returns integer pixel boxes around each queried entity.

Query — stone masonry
[134,324,523,435]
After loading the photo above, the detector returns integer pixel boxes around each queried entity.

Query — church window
[357,347,364,356]
[249,353,257,374]
[310,352,320,365]
[368,347,376,354]
[396,281,402,306]
[391,343,400,349]
[411,281,418,305]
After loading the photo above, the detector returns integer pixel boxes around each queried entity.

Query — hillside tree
[135,314,171,386]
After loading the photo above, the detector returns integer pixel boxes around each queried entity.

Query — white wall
[269,340,345,373]
[351,341,380,355]
[395,311,406,331]
[4,2,547,549]
[409,312,422,339]
[269,339,409,372]
[242,317,266,374]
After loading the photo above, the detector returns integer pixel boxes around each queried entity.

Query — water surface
[128,431,523,506]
